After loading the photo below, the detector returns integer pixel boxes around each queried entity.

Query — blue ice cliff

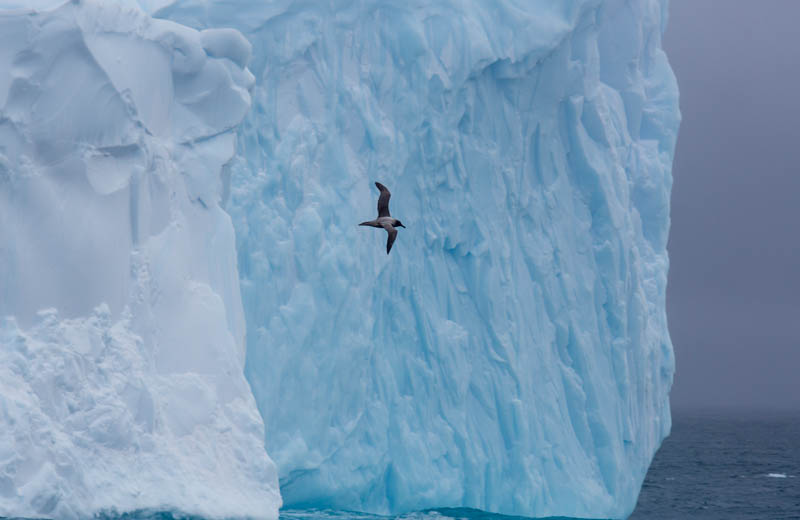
[0,0,678,519]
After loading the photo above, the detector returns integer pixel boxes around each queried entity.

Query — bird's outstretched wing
[375,182,391,218]
[382,223,397,254]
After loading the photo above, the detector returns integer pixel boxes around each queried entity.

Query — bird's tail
[359,220,378,227]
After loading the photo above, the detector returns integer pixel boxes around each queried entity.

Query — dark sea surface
[628,409,800,519]
[4,410,797,520]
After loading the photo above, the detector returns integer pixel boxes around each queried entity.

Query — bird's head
[395,220,406,228]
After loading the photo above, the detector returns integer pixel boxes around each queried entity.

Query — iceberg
[0,0,678,518]
[0,1,279,518]
[150,0,679,518]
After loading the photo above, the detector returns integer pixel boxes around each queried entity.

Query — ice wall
[0,1,280,518]
[152,0,679,517]
[151,0,680,517]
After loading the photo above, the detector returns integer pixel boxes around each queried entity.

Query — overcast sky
[663,0,800,411]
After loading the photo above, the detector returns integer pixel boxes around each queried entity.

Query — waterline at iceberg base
[0,0,678,519]
[94,507,614,520]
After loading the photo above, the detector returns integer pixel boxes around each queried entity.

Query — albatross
[359,182,405,254]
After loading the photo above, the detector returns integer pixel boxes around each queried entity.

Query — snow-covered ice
[0,1,279,518]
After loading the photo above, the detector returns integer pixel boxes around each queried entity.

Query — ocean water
[4,411,797,520]
[629,410,800,519]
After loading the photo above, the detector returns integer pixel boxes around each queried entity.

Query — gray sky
[664,0,800,411]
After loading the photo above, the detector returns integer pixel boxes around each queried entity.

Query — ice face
[0,1,279,518]
[0,0,679,517]
[151,0,679,518]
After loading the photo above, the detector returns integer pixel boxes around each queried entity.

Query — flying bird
[359,182,405,254]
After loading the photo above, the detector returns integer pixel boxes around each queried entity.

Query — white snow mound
[0,1,279,518]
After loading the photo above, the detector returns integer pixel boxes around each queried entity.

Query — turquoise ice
[154,0,679,517]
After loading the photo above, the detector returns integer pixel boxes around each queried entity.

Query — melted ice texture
[152,0,679,518]
[0,0,679,518]
[0,1,279,519]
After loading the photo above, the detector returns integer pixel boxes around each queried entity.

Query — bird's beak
[399,224,406,228]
